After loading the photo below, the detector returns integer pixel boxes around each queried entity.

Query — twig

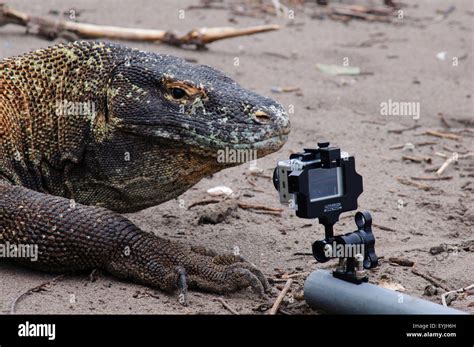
[416,141,439,147]
[245,176,257,187]
[262,51,291,60]
[443,145,469,154]
[10,274,65,314]
[424,130,461,141]
[270,86,301,93]
[388,257,414,267]
[215,297,240,315]
[237,202,283,213]
[286,256,307,261]
[373,223,397,232]
[188,198,221,209]
[360,120,386,125]
[402,155,431,163]
[269,279,293,315]
[436,152,474,176]
[253,210,283,216]
[280,271,310,279]
[246,171,272,179]
[271,278,293,283]
[434,152,448,159]
[441,284,474,307]
[329,5,394,22]
[438,113,451,128]
[410,176,452,181]
[436,155,456,176]
[397,177,433,191]
[411,268,451,292]
[389,141,437,150]
[0,4,279,49]
[388,125,421,134]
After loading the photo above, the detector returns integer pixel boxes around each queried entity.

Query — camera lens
[312,240,331,263]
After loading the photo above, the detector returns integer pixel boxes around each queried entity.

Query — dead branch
[402,155,431,163]
[329,5,394,22]
[411,268,451,292]
[443,145,469,155]
[389,141,437,150]
[373,223,397,232]
[237,202,283,213]
[280,271,310,279]
[434,152,449,159]
[269,279,293,315]
[215,297,239,315]
[436,155,457,176]
[441,284,474,307]
[415,141,439,147]
[424,130,461,141]
[410,176,453,181]
[436,152,474,176]
[388,257,414,267]
[253,210,283,216]
[388,124,421,134]
[0,3,279,49]
[188,198,221,209]
[397,177,433,191]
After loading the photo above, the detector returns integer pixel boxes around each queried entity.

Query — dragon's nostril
[254,110,271,124]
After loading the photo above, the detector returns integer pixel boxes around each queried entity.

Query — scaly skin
[0,41,290,304]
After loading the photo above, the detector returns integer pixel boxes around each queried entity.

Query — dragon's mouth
[231,133,289,153]
[188,128,289,155]
[184,133,290,166]
[119,122,290,152]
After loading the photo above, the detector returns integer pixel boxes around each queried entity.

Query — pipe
[304,270,468,315]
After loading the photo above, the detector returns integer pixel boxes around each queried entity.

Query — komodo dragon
[0,41,290,304]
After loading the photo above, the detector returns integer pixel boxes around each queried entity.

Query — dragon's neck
[0,42,117,190]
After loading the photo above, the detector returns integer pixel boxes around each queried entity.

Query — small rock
[445,292,458,306]
[294,290,305,301]
[252,303,271,312]
[424,285,439,296]
[430,245,446,255]
[197,200,238,225]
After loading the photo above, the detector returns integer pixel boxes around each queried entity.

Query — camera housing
[273,142,363,226]
[273,142,377,284]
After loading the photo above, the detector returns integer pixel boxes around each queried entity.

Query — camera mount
[273,142,378,284]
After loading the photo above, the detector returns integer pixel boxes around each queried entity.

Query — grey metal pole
[304,270,468,315]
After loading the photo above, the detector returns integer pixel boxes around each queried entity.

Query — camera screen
[308,167,343,201]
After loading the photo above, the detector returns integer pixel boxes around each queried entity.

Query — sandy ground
[0,0,473,314]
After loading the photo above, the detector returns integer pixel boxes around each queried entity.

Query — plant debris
[0,3,279,49]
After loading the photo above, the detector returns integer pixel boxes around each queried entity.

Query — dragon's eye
[171,87,186,99]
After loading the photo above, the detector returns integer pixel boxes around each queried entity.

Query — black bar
[0,315,471,346]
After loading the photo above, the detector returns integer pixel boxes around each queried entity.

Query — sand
[0,0,472,314]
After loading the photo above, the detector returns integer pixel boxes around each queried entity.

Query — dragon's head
[81,44,290,211]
